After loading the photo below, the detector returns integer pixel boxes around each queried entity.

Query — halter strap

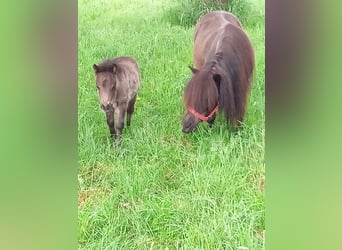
[188,105,218,122]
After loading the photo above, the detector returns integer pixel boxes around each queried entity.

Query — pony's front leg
[115,106,126,144]
[105,110,116,140]
[126,94,137,127]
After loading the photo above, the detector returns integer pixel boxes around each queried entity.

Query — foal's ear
[188,66,199,74]
[112,64,117,74]
[213,74,221,93]
[93,64,99,73]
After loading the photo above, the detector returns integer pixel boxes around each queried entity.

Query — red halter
[188,105,218,122]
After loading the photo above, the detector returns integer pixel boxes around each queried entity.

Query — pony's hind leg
[105,110,116,140]
[126,94,137,127]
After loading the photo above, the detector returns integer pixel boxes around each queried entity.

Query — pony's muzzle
[182,112,201,133]
[182,127,192,133]
[182,121,198,133]
[100,103,113,112]
[182,124,198,133]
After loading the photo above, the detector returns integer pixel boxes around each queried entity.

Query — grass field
[78,0,265,249]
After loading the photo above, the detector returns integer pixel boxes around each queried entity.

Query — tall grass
[163,0,264,27]
[78,0,264,249]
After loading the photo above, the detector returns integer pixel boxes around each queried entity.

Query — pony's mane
[184,51,240,125]
[211,60,237,125]
[207,52,237,125]
[205,25,254,126]
[184,67,219,115]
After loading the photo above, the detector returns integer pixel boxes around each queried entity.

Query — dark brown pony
[93,57,140,143]
[182,11,254,133]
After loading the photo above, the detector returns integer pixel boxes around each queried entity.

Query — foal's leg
[106,110,116,140]
[115,105,127,143]
[126,94,137,126]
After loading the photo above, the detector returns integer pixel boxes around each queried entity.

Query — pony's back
[193,11,242,68]
[112,57,140,92]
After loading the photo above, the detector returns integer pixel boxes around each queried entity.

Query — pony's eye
[96,86,99,90]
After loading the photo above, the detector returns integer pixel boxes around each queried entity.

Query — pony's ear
[213,74,221,94]
[93,64,99,73]
[188,66,199,74]
[112,64,117,74]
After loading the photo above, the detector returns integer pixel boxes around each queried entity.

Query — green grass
[78,0,265,249]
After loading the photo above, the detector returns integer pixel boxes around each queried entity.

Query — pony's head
[182,66,220,133]
[93,61,118,112]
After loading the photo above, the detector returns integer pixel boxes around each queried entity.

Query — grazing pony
[93,56,140,143]
[182,11,254,133]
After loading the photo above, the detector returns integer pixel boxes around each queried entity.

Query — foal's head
[93,62,118,112]
[182,67,220,133]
